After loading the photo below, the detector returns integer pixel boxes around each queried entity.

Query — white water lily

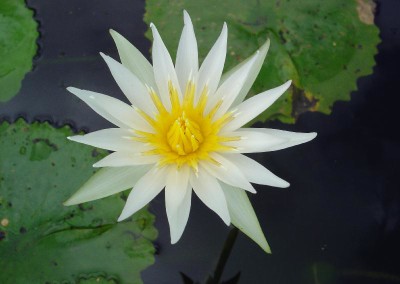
[64,11,316,253]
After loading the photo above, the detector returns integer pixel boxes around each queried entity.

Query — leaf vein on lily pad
[144,0,379,123]
[0,119,157,284]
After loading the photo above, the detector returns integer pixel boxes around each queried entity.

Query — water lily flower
[64,11,316,253]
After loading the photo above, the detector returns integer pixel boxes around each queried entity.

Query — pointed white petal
[68,128,150,152]
[110,29,157,89]
[175,10,199,92]
[222,129,287,153]
[221,184,271,253]
[100,53,156,116]
[223,80,292,132]
[150,23,182,109]
[196,23,227,101]
[93,151,159,167]
[190,168,230,225]
[243,128,317,151]
[168,184,192,244]
[165,166,190,211]
[220,39,270,107]
[208,51,259,118]
[201,153,256,193]
[63,165,151,206]
[165,166,191,243]
[67,87,153,132]
[223,154,289,188]
[230,128,317,152]
[118,166,168,221]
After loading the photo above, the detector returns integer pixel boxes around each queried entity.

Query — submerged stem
[205,227,239,284]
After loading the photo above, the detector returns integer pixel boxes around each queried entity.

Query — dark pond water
[1,0,400,283]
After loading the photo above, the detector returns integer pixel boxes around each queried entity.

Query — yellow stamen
[135,108,157,129]
[169,81,180,107]
[208,99,223,119]
[150,88,167,114]
[197,86,209,114]
[133,80,236,170]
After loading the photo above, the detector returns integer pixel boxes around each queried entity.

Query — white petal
[67,87,153,132]
[223,80,292,132]
[100,53,156,116]
[201,153,256,193]
[221,184,271,253]
[244,128,317,151]
[165,166,191,243]
[230,128,317,152]
[109,29,157,89]
[195,23,227,102]
[222,129,287,153]
[207,51,259,118]
[190,168,230,225]
[63,165,151,206]
[150,23,182,109]
[118,166,168,221]
[68,128,150,153]
[220,39,270,107]
[168,184,192,244]
[223,154,289,188]
[165,166,190,211]
[175,10,198,92]
[93,152,159,167]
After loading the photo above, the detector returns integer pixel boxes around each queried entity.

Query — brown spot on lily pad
[356,0,376,25]
[291,86,319,118]
[1,218,9,227]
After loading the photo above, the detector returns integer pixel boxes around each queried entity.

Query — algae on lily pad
[144,0,379,123]
[0,120,157,283]
[0,0,38,102]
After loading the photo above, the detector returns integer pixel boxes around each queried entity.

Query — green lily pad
[0,0,38,102]
[0,119,157,283]
[144,0,379,123]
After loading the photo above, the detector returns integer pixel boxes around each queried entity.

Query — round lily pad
[0,0,38,102]
[0,119,157,283]
[144,0,379,123]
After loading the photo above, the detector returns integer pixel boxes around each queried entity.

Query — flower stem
[205,227,239,284]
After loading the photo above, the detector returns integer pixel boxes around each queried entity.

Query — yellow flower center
[134,81,238,172]
[167,111,203,155]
